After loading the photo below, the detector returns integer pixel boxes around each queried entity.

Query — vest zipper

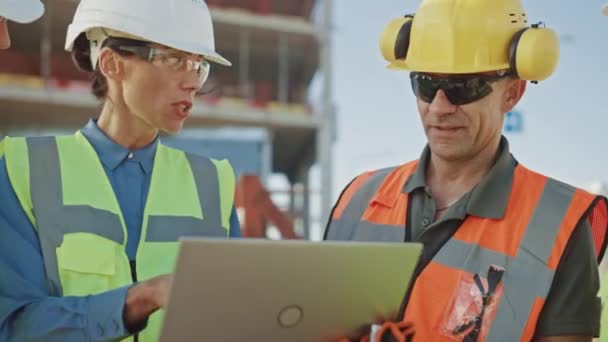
[129,260,139,342]
[129,260,138,282]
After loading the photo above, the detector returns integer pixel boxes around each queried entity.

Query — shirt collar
[403,136,516,219]
[79,119,158,174]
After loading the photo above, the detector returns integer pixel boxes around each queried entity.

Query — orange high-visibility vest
[326,161,608,341]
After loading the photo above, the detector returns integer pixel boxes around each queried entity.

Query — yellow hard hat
[379,0,560,82]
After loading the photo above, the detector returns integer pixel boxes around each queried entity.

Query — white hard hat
[65,0,231,67]
[0,0,44,23]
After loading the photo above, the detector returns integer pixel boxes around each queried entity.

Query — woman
[0,0,44,50]
[0,0,240,341]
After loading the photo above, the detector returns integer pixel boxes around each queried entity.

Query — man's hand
[123,273,173,332]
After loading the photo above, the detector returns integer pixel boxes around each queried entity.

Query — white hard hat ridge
[64,0,231,66]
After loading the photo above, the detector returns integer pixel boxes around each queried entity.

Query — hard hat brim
[185,44,232,67]
[0,0,44,23]
[205,53,232,67]
[387,61,409,71]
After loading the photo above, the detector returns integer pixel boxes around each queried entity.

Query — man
[0,0,44,49]
[325,0,608,341]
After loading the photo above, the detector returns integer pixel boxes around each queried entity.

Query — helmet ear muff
[508,28,527,78]
[380,15,414,66]
[508,23,560,82]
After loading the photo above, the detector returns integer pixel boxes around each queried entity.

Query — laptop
[159,239,422,342]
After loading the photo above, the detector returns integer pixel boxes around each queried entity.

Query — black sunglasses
[410,71,510,105]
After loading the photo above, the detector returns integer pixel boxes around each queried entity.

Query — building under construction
[0,0,334,239]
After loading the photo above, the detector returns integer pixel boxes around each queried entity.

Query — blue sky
[304,0,608,239]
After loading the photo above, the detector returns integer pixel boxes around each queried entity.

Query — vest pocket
[439,267,505,341]
[56,232,119,296]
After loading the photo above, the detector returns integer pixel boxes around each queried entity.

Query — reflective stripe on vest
[325,161,608,341]
[326,166,404,242]
[4,133,235,341]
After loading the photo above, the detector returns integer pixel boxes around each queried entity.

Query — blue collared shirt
[0,120,241,341]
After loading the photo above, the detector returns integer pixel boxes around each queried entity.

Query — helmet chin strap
[86,28,111,71]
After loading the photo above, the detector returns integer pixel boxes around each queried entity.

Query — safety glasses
[104,37,211,87]
[410,71,510,105]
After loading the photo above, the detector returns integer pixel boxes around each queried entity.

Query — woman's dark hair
[70,33,145,100]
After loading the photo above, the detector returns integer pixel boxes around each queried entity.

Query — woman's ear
[98,48,124,81]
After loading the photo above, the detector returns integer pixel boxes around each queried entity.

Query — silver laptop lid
[160,239,422,342]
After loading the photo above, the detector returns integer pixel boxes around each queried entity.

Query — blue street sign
[505,111,523,133]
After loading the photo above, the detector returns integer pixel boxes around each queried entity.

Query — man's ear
[98,48,124,81]
[502,78,527,113]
